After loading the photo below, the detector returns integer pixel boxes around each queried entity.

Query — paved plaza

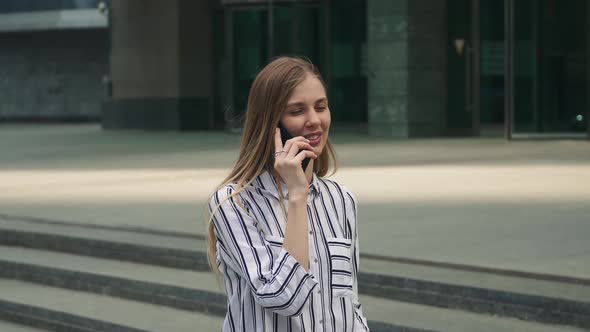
[1,124,589,278]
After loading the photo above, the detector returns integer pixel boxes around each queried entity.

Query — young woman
[208,57,369,332]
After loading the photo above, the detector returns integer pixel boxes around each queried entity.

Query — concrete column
[587,0,590,137]
[110,0,180,98]
[367,0,446,137]
[103,0,214,130]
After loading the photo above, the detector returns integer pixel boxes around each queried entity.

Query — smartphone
[278,124,311,172]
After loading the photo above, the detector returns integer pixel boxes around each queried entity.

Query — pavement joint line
[3,214,590,287]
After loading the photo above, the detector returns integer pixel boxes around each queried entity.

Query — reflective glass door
[447,0,477,136]
[510,0,589,137]
[447,0,506,137]
[230,8,268,131]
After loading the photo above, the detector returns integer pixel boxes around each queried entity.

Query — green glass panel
[480,0,505,126]
[233,10,268,122]
[446,0,472,133]
[329,0,366,122]
[513,0,588,134]
[274,4,321,66]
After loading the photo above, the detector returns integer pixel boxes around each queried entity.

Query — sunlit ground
[1,124,589,277]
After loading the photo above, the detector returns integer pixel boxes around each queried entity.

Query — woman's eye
[316,106,327,111]
[289,109,303,115]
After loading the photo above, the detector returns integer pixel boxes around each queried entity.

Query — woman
[208,57,369,332]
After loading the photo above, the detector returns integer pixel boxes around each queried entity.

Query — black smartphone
[278,124,311,172]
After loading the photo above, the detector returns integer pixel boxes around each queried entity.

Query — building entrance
[447,0,589,138]
[509,0,589,138]
[447,0,506,137]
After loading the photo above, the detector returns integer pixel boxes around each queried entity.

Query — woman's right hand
[273,128,317,200]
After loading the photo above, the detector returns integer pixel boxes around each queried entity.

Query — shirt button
[309,230,313,235]
[319,320,323,324]
[314,258,318,263]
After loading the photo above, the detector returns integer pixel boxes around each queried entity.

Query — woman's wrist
[287,190,308,204]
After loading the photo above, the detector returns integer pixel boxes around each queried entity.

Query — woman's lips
[307,134,322,147]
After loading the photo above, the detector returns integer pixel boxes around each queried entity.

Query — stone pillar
[367,0,446,137]
[587,0,590,138]
[102,0,214,130]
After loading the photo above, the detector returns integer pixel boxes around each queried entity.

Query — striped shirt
[209,171,370,332]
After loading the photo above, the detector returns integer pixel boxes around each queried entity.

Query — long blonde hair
[207,56,337,274]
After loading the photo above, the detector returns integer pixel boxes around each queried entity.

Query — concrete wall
[0,29,108,121]
[367,0,446,137]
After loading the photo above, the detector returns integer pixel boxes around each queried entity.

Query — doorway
[508,0,589,138]
[447,0,589,139]
[446,0,506,137]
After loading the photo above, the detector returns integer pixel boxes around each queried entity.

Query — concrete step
[1,217,589,329]
[357,292,586,332]
[0,216,208,271]
[0,274,585,332]
[0,320,47,332]
[0,279,223,332]
[0,246,402,331]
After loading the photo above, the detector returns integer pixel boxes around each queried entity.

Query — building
[1,0,588,139]
[0,0,108,122]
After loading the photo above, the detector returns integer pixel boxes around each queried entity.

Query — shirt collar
[253,170,319,199]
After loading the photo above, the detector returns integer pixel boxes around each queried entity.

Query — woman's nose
[306,108,321,126]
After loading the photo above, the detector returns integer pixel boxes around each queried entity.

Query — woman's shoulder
[209,183,240,204]
[316,176,356,203]
[210,180,262,205]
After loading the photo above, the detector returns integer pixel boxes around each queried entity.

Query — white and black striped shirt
[209,171,370,332]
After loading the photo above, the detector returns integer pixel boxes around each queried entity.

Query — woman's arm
[282,192,310,270]
[210,186,317,317]
[273,128,317,271]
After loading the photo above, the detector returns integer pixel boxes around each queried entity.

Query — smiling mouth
[304,133,322,146]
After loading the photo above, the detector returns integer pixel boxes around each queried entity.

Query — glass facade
[447,0,588,138]
[216,0,589,137]
[217,0,367,130]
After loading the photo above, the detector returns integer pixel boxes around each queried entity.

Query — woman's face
[280,74,331,156]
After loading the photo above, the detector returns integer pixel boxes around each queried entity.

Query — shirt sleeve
[345,189,371,331]
[209,185,318,317]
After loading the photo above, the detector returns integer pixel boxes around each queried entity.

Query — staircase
[0,215,588,332]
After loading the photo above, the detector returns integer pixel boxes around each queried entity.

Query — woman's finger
[286,141,313,159]
[282,136,309,158]
[294,150,317,163]
[273,128,283,154]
